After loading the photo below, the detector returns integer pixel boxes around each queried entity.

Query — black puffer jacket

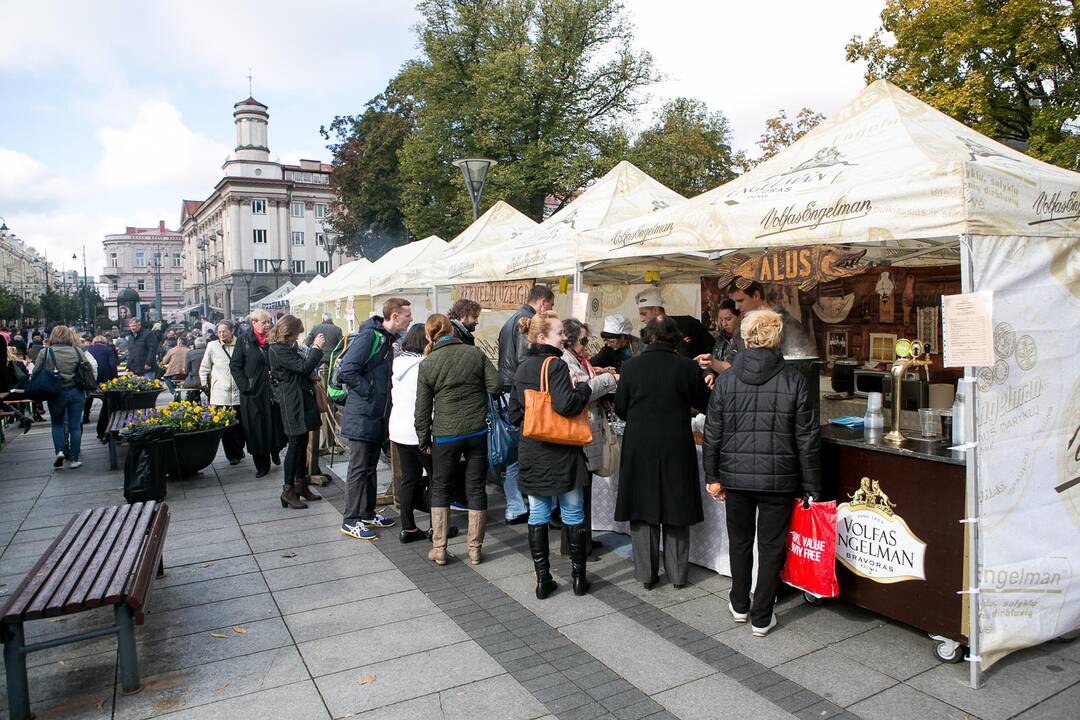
[702,347,821,496]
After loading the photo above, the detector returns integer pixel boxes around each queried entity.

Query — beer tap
[884,338,931,445]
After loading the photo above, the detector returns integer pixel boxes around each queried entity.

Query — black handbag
[486,393,519,471]
[74,349,98,392]
[26,348,63,400]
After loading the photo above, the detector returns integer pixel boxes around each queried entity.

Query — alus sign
[836,477,927,583]
[715,246,870,293]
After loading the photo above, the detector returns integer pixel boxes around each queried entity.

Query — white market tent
[283,279,309,303]
[317,259,374,304]
[251,281,295,310]
[369,235,447,297]
[575,80,1080,683]
[431,200,537,286]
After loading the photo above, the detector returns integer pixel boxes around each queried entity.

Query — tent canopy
[443,161,684,284]
[432,201,537,285]
[577,80,1080,281]
[317,259,374,303]
[369,235,447,296]
[251,281,296,309]
[284,279,309,303]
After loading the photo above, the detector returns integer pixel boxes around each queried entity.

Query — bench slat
[44,505,122,617]
[125,505,170,624]
[83,503,149,610]
[102,502,157,605]
[62,504,135,612]
[0,512,87,624]
[25,508,111,619]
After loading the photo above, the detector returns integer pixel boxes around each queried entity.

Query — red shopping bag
[780,499,839,598]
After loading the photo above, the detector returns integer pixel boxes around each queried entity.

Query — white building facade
[0,222,57,307]
[100,221,184,320]
[180,97,345,319]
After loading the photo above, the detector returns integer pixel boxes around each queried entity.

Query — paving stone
[653,673,798,720]
[298,614,469,676]
[775,689,825,714]
[781,602,886,646]
[164,538,252,567]
[613,698,663,720]
[138,617,295,676]
[271,567,412,614]
[141,593,281,643]
[254,535,376,570]
[493,571,615,629]
[847,683,976,720]
[261,551,395,591]
[714,621,824,668]
[283,589,437,643]
[560,613,713,694]
[794,699,845,720]
[776,648,896,707]
[152,570,269,612]
[314,641,502,717]
[1012,681,1080,720]
[155,554,260,589]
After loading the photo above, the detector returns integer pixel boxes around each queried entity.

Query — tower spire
[247,68,254,97]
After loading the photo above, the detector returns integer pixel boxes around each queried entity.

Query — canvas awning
[318,259,374,303]
[431,201,538,285]
[369,236,447,295]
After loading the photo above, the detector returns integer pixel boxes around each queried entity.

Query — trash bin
[123,425,178,503]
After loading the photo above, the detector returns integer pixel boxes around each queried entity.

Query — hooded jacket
[702,346,821,496]
[337,315,396,443]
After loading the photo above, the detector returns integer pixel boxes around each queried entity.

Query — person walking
[414,314,501,565]
[615,316,711,591]
[126,318,152,377]
[35,326,92,469]
[390,325,461,544]
[560,318,616,556]
[82,335,119,423]
[181,336,207,403]
[509,311,593,598]
[201,321,244,465]
[230,309,285,478]
[497,285,555,525]
[268,315,325,509]
[337,298,412,541]
[702,309,821,636]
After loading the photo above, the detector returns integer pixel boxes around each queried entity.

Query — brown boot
[467,509,486,565]
[280,485,308,509]
[295,479,322,501]
[427,507,450,565]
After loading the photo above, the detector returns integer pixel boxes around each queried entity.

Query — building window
[291,260,305,274]
[254,259,268,273]
[253,229,267,244]
[135,252,145,268]
[291,201,304,218]
[315,203,327,219]
[109,252,118,267]
[291,231,304,246]
[173,255,182,267]
[316,260,329,275]
[137,279,146,291]
[173,279,182,290]
[251,198,267,214]
[315,232,326,247]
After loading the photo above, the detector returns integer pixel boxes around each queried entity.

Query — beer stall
[563,80,1080,687]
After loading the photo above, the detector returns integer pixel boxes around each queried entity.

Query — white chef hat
[634,287,664,309]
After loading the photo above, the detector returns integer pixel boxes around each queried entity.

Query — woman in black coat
[615,315,711,590]
[509,311,592,599]
[702,309,821,636]
[268,315,325,509]
[229,310,286,478]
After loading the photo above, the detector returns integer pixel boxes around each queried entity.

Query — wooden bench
[105,409,140,470]
[1,501,169,720]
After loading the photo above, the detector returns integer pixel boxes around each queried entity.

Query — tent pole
[574,263,583,294]
[960,234,982,690]
[431,286,439,313]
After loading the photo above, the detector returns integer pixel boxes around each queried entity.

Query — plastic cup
[866,392,883,412]
[919,408,941,438]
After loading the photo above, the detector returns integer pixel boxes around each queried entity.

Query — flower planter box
[169,427,225,478]
[105,389,163,411]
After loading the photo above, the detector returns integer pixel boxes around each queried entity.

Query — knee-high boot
[427,507,450,566]
[467,510,485,565]
[566,523,589,596]
[528,524,558,599]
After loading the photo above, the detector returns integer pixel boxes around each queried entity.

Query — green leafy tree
[320,84,414,260]
[628,98,738,197]
[394,0,658,239]
[735,107,824,171]
[847,0,1080,169]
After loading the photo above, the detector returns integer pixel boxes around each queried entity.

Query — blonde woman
[702,309,821,637]
[34,326,90,468]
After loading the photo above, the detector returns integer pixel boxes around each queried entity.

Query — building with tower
[179,96,345,320]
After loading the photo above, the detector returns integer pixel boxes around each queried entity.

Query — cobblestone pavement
[0,419,1077,719]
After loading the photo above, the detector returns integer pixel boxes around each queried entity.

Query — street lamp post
[196,239,210,319]
[223,278,234,320]
[324,235,339,275]
[72,246,90,328]
[453,158,498,221]
[152,251,165,322]
[269,258,284,293]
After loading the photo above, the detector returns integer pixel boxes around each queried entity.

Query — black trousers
[344,440,380,524]
[430,435,487,510]
[283,433,309,488]
[725,489,795,627]
[221,405,245,462]
[395,442,431,531]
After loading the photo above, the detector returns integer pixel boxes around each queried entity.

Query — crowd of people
[0,276,820,637]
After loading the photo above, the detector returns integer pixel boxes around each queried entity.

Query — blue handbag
[26,348,63,401]
[486,393,519,471]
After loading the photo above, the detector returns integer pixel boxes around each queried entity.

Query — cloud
[0,148,77,210]
[93,101,230,190]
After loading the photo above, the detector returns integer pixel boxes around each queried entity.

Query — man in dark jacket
[230,309,283,477]
[126,318,152,376]
[635,287,714,360]
[702,309,821,636]
[306,313,343,365]
[182,337,208,402]
[337,298,412,540]
[496,284,554,524]
[447,299,480,346]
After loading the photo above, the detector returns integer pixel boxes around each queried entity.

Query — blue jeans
[48,387,85,461]
[502,392,527,519]
[528,487,584,527]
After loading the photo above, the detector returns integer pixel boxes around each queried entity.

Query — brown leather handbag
[522,356,592,446]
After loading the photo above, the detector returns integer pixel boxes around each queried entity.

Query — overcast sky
[0,0,884,279]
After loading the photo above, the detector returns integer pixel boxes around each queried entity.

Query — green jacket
[414,336,501,449]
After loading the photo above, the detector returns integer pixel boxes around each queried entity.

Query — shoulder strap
[539,356,555,394]
[368,332,381,360]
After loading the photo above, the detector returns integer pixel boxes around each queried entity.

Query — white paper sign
[572,292,589,321]
[942,291,994,367]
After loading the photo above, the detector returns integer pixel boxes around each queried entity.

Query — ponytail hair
[519,311,560,344]
[424,313,453,355]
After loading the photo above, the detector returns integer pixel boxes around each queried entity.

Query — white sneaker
[728,601,749,624]
[53,452,65,468]
[752,615,778,637]
[68,460,83,469]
